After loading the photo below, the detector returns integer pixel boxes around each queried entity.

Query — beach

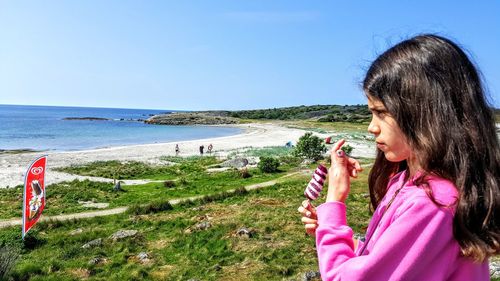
[0,123,375,188]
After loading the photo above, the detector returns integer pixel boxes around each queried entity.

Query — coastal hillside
[146,104,371,125]
[146,105,500,126]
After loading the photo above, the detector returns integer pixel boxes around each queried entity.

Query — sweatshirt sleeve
[315,198,456,281]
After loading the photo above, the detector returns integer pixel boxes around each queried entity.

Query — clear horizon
[1,1,499,110]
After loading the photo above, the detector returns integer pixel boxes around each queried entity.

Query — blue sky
[0,1,499,110]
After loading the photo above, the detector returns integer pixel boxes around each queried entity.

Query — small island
[63,117,111,121]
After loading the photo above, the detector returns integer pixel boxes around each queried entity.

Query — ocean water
[0,104,242,151]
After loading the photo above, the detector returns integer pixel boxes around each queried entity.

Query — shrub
[163,180,176,188]
[258,157,280,173]
[0,246,19,279]
[341,144,354,155]
[278,155,302,166]
[293,132,326,161]
[239,168,252,178]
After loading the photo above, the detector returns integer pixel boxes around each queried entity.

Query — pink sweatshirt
[315,171,490,281]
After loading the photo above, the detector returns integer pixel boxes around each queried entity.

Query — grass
[281,120,370,134]
[227,146,295,159]
[54,156,220,180]
[0,162,372,280]
[0,157,299,220]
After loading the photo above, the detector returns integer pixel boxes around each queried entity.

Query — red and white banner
[22,156,47,239]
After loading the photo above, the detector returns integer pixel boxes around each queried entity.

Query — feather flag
[22,156,47,239]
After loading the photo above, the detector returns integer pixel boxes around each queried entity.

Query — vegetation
[341,144,354,155]
[293,132,327,161]
[55,157,219,180]
[227,104,370,121]
[228,146,294,159]
[0,157,373,280]
[0,157,295,220]
[0,246,19,279]
[257,157,280,173]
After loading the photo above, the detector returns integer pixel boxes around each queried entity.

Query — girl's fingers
[348,157,362,171]
[301,217,318,224]
[305,223,317,230]
[331,139,346,152]
[298,206,317,219]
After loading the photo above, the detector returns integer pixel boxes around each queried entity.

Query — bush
[258,157,280,173]
[239,168,252,178]
[163,180,176,188]
[278,155,302,166]
[0,246,19,279]
[341,144,354,155]
[293,132,326,161]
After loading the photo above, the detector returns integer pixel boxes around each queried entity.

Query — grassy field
[0,155,373,280]
[2,149,496,280]
[0,156,303,220]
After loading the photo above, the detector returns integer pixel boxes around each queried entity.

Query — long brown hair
[363,34,500,261]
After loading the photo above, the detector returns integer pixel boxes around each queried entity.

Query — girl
[298,34,500,280]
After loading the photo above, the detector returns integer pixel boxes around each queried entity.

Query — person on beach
[207,143,213,154]
[199,145,204,155]
[175,144,180,156]
[298,34,499,280]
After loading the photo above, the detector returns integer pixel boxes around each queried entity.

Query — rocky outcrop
[145,112,240,125]
[63,117,111,121]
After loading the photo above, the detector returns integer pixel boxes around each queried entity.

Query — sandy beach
[0,123,375,188]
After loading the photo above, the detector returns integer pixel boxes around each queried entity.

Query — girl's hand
[298,199,318,236]
[327,139,362,202]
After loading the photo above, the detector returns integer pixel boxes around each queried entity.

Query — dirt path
[0,170,306,229]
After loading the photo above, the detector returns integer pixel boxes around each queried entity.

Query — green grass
[0,157,298,220]
[54,156,220,180]
[227,146,295,159]
[0,164,372,280]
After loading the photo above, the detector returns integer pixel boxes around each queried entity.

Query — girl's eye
[372,110,387,118]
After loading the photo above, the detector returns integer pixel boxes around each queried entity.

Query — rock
[236,227,256,239]
[195,221,212,231]
[88,257,108,265]
[185,221,212,233]
[63,117,110,121]
[82,238,103,249]
[110,230,138,241]
[70,228,83,235]
[221,158,249,168]
[137,252,151,263]
[302,271,321,281]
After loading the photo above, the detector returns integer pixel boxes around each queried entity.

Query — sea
[0,104,242,151]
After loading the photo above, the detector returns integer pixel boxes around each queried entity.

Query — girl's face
[367,97,413,163]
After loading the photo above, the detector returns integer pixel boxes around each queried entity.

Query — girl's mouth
[376,142,387,150]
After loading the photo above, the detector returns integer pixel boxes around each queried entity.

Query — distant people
[175,144,180,156]
[199,145,204,155]
[207,143,213,154]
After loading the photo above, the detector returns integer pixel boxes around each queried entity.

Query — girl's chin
[383,152,405,163]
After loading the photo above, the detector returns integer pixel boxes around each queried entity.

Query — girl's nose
[368,119,380,135]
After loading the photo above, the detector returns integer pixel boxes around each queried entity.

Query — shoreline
[0,123,376,188]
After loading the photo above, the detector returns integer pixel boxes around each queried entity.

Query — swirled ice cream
[304,164,328,200]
